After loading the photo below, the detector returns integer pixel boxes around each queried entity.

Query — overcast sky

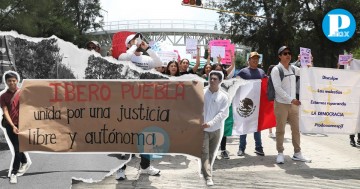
[100,0,219,23]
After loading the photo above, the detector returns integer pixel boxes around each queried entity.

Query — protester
[271,46,311,164]
[86,41,101,53]
[165,61,180,76]
[201,64,213,80]
[118,33,162,70]
[236,52,266,156]
[212,54,235,79]
[155,62,167,74]
[115,33,161,180]
[1,72,31,184]
[202,71,229,186]
[179,46,200,75]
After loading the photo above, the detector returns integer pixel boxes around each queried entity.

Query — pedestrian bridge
[88,19,226,47]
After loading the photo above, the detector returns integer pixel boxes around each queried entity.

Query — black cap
[278,46,290,55]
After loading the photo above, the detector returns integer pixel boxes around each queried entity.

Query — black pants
[220,136,227,151]
[350,133,360,141]
[4,124,27,174]
[121,154,151,170]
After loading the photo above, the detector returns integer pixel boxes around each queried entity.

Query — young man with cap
[235,52,266,157]
[118,33,162,70]
[271,46,311,164]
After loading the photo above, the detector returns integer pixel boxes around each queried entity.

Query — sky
[100,0,219,23]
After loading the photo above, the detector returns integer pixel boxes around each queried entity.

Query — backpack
[267,65,296,101]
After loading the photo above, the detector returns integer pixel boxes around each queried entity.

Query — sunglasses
[282,52,292,56]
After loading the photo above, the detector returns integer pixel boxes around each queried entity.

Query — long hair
[165,61,180,76]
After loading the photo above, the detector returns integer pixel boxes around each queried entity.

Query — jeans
[239,131,262,152]
[4,123,27,174]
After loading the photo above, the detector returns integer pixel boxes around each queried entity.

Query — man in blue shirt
[236,52,266,156]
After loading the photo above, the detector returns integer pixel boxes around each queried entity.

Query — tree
[0,0,103,47]
[218,0,360,69]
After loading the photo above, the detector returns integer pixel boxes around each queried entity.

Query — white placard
[186,38,197,54]
[300,47,311,67]
[157,51,178,64]
[211,46,225,59]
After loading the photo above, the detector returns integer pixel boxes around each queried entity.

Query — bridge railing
[101,20,219,31]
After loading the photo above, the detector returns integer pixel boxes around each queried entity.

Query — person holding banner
[118,33,162,70]
[1,72,31,184]
[271,46,311,164]
[179,46,200,75]
[202,71,229,186]
[236,52,266,156]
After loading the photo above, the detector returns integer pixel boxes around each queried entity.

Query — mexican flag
[224,78,276,136]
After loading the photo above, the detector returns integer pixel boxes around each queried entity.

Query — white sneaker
[17,162,32,176]
[115,168,126,180]
[268,133,276,138]
[10,174,17,184]
[141,166,160,176]
[276,153,284,164]
[292,152,312,163]
[237,150,245,156]
[206,178,214,186]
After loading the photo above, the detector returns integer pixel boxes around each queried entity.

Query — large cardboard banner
[18,80,204,158]
[300,67,360,134]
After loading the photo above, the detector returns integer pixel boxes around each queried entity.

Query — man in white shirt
[118,33,162,70]
[271,46,311,164]
[202,71,229,186]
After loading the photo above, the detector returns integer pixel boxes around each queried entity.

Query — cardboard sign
[339,54,353,65]
[186,38,198,55]
[209,40,234,65]
[18,80,204,158]
[300,47,311,67]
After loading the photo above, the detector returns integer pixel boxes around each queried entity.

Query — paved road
[1,126,360,189]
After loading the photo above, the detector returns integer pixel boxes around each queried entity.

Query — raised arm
[192,46,201,73]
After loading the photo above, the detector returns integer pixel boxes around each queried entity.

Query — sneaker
[141,166,160,176]
[254,148,265,156]
[17,162,32,176]
[350,140,356,147]
[221,150,230,159]
[237,150,245,156]
[10,174,17,184]
[268,133,276,138]
[206,178,214,186]
[115,168,126,180]
[276,153,284,164]
[292,152,312,163]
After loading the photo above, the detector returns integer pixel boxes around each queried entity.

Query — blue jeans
[239,131,262,151]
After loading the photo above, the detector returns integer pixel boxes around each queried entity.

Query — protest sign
[18,80,204,158]
[186,38,197,55]
[338,54,353,65]
[300,47,311,67]
[210,46,225,60]
[209,40,234,65]
[300,67,360,134]
[157,51,178,64]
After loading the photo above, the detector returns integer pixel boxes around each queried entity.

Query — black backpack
[267,65,295,101]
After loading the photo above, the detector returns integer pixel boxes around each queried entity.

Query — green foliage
[14,38,74,79]
[218,0,360,70]
[0,0,103,47]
